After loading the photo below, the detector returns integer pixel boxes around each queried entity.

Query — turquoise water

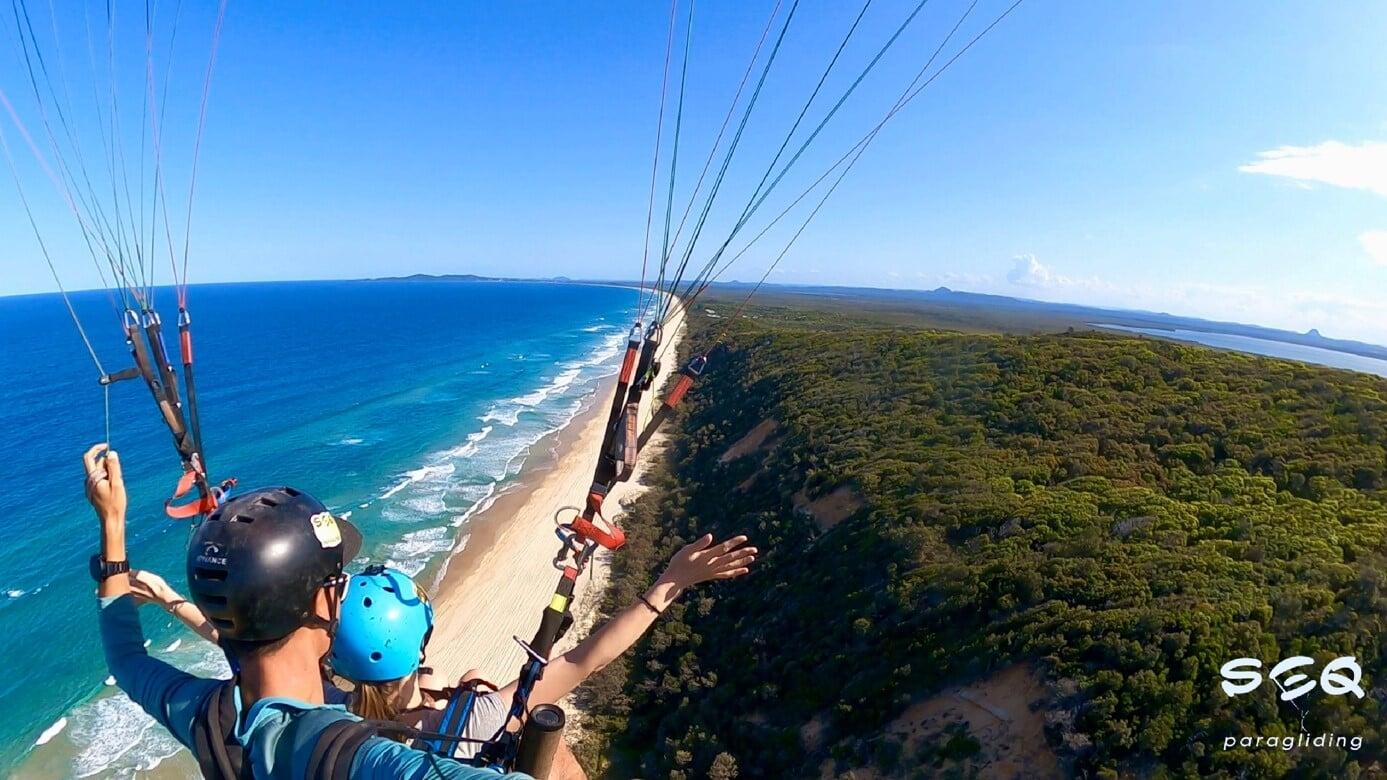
[0,280,639,775]
[1096,325,1387,379]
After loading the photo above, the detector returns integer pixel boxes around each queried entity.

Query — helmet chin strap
[309,575,346,675]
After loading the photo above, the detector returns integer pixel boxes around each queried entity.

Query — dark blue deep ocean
[0,280,639,775]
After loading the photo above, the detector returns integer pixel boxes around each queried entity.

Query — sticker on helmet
[310,512,343,548]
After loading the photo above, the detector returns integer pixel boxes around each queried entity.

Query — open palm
[657,534,757,591]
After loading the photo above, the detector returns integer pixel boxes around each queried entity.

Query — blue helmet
[330,565,434,683]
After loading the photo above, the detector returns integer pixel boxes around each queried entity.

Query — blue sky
[2,1,1386,344]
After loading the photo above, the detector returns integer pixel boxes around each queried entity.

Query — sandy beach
[423,300,687,687]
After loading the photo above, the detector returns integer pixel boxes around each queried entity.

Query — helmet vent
[194,567,229,582]
[282,487,301,497]
[201,594,228,606]
[255,495,279,508]
[231,513,255,524]
[370,651,382,662]
[362,597,373,608]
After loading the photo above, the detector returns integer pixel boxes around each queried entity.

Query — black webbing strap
[189,680,247,780]
[304,718,380,780]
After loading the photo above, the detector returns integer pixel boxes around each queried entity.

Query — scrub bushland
[572,305,1387,779]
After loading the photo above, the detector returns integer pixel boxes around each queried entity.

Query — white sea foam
[451,483,499,528]
[67,693,180,777]
[402,495,447,516]
[58,640,231,775]
[514,366,582,407]
[163,639,182,653]
[430,533,472,587]
[443,427,494,458]
[480,405,522,426]
[512,388,549,407]
[578,332,626,367]
[382,463,456,499]
[104,676,116,686]
[6,588,23,599]
[336,437,365,446]
[34,717,66,746]
[383,526,454,576]
[362,319,624,611]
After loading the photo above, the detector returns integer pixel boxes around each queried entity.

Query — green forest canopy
[573,301,1387,778]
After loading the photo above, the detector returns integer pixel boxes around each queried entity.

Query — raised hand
[82,444,127,524]
[129,570,180,608]
[656,534,757,592]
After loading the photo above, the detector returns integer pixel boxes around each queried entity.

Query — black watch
[89,554,130,583]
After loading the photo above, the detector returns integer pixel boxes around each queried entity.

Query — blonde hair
[351,676,411,737]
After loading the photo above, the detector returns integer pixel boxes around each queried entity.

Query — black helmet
[187,487,363,642]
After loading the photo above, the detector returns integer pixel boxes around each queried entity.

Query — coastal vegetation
[572,301,1387,778]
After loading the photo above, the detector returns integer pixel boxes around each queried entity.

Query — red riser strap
[569,516,626,550]
[666,374,695,407]
[618,345,639,384]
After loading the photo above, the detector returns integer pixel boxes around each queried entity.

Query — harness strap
[189,680,247,780]
[416,689,479,757]
[304,719,378,780]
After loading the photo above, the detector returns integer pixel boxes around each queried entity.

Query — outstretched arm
[86,445,219,748]
[85,444,130,600]
[130,569,221,644]
[507,534,757,707]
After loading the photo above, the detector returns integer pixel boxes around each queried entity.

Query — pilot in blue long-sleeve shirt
[84,445,520,779]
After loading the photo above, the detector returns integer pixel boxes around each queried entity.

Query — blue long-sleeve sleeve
[97,593,223,749]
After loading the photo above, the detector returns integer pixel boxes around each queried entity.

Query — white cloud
[1239,141,1387,197]
[1005,255,1113,294]
[1006,254,1061,287]
[1361,230,1387,267]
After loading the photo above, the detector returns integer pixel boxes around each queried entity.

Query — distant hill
[363,275,1387,361]
[699,282,1387,361]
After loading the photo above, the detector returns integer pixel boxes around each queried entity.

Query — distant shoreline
[373,276,1387,361]
[7,274,1383,360]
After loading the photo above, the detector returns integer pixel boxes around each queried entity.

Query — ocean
[0,280,640,776]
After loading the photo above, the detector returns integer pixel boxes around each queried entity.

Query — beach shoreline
[422,301,686,690]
